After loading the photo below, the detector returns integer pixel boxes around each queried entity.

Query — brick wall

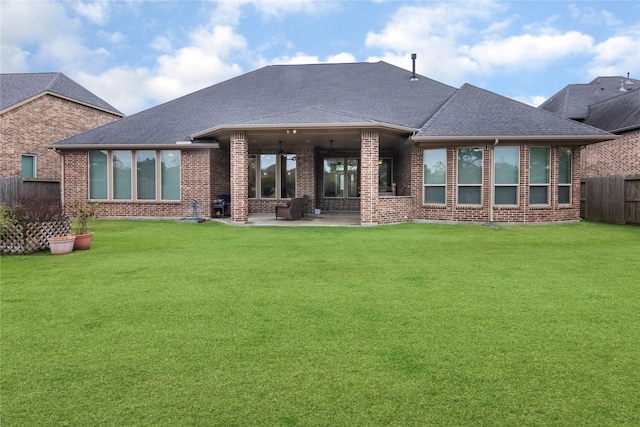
[62,148,213,218]
[360,131,379,224]
[581,129,640,178]
[412,144,582,223]
[0,95,120,179]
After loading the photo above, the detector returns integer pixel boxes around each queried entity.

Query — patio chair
[275,197,305,220]
[301,195,311,217]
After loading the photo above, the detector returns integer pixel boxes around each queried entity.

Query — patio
[211,211,361,227]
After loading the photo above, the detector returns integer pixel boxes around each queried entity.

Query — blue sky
[2,0,638,115]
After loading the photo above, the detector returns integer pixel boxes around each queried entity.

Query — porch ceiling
[208,127,412,151]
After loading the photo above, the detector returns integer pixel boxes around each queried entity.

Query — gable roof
[0,72,123,116]
[582,89,640,133]
[414,84,612,142]
[538,75,639,120]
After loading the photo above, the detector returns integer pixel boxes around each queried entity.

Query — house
[0,72,123,182]
[539,76,640,224]
[51,60,614,225]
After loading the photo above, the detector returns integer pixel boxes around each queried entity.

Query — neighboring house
[0,72,123,182]
[539,76,640,224]
[52,61,614,225]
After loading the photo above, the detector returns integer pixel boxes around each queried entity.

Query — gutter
[46,142,220,150]
[191,122,417,139]
[412,134,618,146]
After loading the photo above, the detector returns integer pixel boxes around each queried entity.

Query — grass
[1,220,639,426]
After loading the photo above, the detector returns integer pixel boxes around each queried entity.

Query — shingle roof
[539,75,639,119]
[415,84,611,139]
[54,62,456,146]
[52,62,613,147]
[582,89,640,133]
[0,72,123,115]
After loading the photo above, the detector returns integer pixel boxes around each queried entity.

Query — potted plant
[70,200,98,250]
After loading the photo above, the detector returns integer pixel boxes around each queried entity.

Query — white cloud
[73,1,111,26]
[0,44,30,73]
[326,53,356,63]
[459,31,595,69]
[589,34,640,77]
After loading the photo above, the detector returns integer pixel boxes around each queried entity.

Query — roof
[0,72,123,116]
[539,75,639,120]
[52,62,613,148]
[53,62,456,147]
[415,84,611,142]
[582,89,640,133]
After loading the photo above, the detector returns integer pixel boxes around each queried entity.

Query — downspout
[490,138,499,223]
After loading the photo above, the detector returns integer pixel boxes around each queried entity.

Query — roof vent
[410,53,419,81]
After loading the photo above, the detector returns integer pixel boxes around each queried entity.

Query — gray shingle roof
[415,84,611,139]
[54,62,456,146]
[0,72,123,115]
[539,75,639,119]
[582,89,640,133]
[52,62,612,148]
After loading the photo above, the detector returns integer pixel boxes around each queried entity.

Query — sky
[1,0,639,116]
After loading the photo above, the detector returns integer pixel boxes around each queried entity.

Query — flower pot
[73,232,93,250]
[48,235,76,255]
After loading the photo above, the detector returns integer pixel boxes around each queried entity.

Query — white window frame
[21,154,36,179]
[456,147,483,206]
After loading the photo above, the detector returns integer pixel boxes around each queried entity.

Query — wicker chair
[275,197,305,220]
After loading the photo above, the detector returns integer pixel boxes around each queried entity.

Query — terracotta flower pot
[73,232,94,250]
[48,235,76,255]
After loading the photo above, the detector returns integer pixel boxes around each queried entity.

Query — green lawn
[1,220,639,426]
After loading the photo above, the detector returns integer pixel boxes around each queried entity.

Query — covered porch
[200,126,416,225]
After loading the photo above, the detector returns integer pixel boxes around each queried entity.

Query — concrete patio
[211,211,361,227]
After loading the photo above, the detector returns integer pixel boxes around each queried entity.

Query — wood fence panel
[0,177,60,205]
[582,175,640,225]
[624,177,640,225]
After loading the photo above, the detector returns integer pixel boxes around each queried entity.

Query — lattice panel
[0,220,71,255]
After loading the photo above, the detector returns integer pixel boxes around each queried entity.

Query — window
[379,158,393,191]
[457,147,483,205]
[423,148,446,204]
[88,150,181,201]
[137,150,156,200]
[21,155,36,179]
[280,154,297,199]
[248,153,296,199]
[248,155,257,198]
[113,150,132,200]
[494,146,519,205]
[89,151,108,199]
[323,158,359,198]
[558,148,572,204]
[529,146,550,205]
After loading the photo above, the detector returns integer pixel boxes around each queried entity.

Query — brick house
[539,76,640,223]
[0,72,123,181]
[52,61,614,224]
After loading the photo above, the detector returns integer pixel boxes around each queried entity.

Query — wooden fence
[580,175,640,225]
[0,177,61,206]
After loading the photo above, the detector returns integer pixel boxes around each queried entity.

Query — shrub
[0,205,19,239]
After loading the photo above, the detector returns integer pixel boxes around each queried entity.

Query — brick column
[230,131,248,223]
[360,130,379,225]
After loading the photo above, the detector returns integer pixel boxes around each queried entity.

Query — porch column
[230,131,248,223]
[360,130,379,225]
